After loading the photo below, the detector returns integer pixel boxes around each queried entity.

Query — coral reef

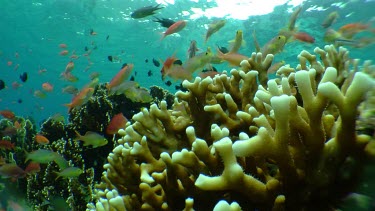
[88,45,375,210]
[21,83,173,210]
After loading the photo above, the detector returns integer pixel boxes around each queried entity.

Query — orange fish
[0,163,26,179]
[12,81,22,89]
[64,87,94,112]
[293,32,315,43]
[161,64,192,81]
[106,63,134,91]
[161,55,178,80]
[42,82,53,92]
[338,23,370,39]
[0,110,15,119]
[24,162,41,174]
[161,20,187,40]
[59,43,67,48]
[106,113,128,135]
[0,140,15,150]
[216,48,248,67]
[13,121,21,129]
[35,134,49,145]
[59,50,69,56]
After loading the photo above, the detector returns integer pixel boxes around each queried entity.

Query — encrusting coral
[87,45,375,211]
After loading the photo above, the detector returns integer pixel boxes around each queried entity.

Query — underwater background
[0,0,375,210]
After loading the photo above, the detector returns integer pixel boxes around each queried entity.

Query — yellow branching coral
[87,45,375,211]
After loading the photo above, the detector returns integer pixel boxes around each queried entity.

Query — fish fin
[54,172,61,181]
[73,130,82,141]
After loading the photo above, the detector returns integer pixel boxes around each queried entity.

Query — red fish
[35,134,50,145]
[0,163,26,179]
[24,162,41,174]
[64,87,94,112]
[59,50,69,56]
[0,110,15,119]
[293,32,315,43]
[106,113,128,134]
[161,20,187,40]
[160,55,178,80]
[106,63,134,91]
[59,43,67,48]
[0,140,15,150]
[42,82,54,92]
[338,23,370,39]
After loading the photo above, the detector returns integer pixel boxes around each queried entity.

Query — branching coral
[88,45,375,211]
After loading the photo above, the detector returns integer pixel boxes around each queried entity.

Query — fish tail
[216,47,225,59]
[160,33,166,41]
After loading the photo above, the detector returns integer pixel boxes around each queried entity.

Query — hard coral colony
[87,45,375,210]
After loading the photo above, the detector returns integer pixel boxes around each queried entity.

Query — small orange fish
[0,140,15,150]
[59,43,67,48]
[64,87,94,112]
[106,113,128,135]
[42,82,53,92]
[0,163,26,179]
[106,63,134,91]
[338,23,370,39]
[13,121,21,129]
[35,134,49,145]
[293,32,315,43]
[12,81,22,89]
[216,48,248,67]
[59,50,69,56]
[162,64,193,81]
[161,20,187,40]
[24,162,41,174]
[0,110,15,119]
[161,55,178,80]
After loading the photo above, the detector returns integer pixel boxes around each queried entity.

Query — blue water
[0,0,374,209]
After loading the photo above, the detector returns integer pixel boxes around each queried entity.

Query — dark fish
[175,83,187,91]
[20,72,28,82]
[121,63,128,68]
[173,60,183,65]
[153,17,176,28]
[106,35,109,40]
[165,81,172,86]
[147,70,152,77]
[152,58,160,67]
[145,59,148,63]
[217,45,229,54]
[17,99,22,104]
[131,4,163,19]
[130,76,135,81]
[85,46,89,51]
[108,56,113,62]
[0,80,5,90]
[134,71,137,76]
[202,66,217,73]
[90,29,96,35]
